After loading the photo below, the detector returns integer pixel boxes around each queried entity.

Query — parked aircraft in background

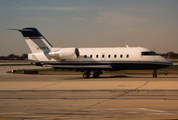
[10,27,172,78]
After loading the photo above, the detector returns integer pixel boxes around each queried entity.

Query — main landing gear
[83,71,91,78]
[153,69,157,78]
[83,71,102,78]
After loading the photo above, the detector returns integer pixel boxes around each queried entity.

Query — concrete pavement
[1,66,178,120]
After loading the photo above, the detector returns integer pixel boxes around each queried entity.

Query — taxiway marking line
[0,116,67,119]
[56,102,178,111]
[89,116,178,119]
[1,116,178,119]
[138,108,166,113]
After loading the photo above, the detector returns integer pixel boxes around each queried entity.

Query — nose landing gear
[153,69,157,78]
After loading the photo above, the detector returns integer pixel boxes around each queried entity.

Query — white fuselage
[31,47,168,63]
[29,47,172,71]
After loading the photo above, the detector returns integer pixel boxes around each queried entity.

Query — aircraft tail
[18,27,53,53]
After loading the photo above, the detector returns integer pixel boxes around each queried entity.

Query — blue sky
[0,0,178,55]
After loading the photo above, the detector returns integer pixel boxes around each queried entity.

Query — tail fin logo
[37,47,49,50]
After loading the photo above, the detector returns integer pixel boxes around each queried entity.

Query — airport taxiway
[0,66,178,120]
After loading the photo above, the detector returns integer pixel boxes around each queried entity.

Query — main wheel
[83,72,90,78]
[93,72,100,78]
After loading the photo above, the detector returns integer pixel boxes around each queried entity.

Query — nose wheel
[153,69,157,78]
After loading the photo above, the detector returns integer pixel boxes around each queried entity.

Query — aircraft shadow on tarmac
[63,75,129,80]
[64,75,178,80]
[99,75,178,79]
[99,75,129,78]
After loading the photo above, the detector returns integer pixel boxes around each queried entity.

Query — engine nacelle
[49,48,80,60]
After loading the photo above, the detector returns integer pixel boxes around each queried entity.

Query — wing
[43,65,112,69]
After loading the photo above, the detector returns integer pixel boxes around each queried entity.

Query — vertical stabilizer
[18,27,53,53]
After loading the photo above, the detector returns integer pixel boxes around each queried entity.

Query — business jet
[10,27,172,78]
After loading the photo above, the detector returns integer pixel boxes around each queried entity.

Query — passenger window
[114,55,117,58]
[90,55,92,58]
[108,55,111,58]
[102,55,104,58]
[84,55,87,58]
[120,54,123,58]
[126,54,129,58]
[96,55,98,58]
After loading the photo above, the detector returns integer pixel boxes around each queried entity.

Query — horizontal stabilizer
[7,29,34,32]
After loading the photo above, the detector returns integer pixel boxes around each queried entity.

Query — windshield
[141,51,159,56]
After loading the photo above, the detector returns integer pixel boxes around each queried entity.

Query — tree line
[0,54,28,60]
[161,52,178,59]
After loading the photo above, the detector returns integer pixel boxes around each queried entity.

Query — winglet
[126,44,129,48]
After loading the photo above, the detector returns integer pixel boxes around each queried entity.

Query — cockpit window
[142,51,159,56]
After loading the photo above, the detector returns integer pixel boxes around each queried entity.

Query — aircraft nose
[164,59,173,66]
[167,61,173,66]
